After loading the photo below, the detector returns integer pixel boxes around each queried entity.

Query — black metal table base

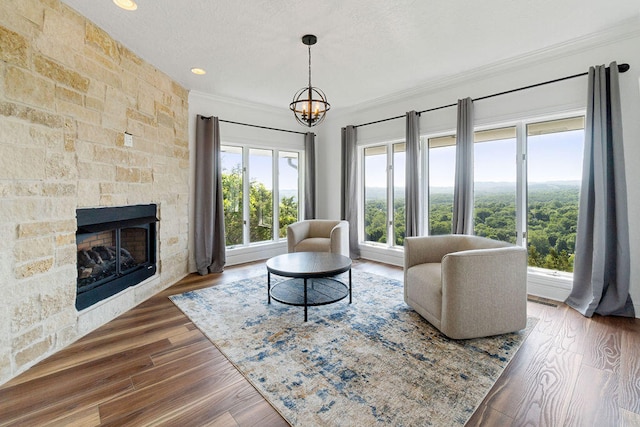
[268,271,352,321]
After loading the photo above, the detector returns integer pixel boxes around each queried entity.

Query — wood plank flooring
[1,260,639,426]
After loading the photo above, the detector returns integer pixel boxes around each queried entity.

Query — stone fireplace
[1,0,190,387]
[76,205,157,310]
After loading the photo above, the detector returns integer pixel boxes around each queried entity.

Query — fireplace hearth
[76,204,157,310]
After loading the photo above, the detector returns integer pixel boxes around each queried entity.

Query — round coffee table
[266,252,352,321]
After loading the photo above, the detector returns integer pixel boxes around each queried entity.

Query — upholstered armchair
[404,235,527,339]
[287,220,350,258]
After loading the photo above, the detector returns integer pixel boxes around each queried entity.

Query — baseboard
[527,274,640,319]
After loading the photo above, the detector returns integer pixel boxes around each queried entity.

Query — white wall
[317,21,640,314]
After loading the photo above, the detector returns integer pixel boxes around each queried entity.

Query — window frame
[419,111,585,276]
[523,114,585,275]
[221,142,304,250]
[473,125,519,244]
[359,138,406,250]
[422,132,457,237]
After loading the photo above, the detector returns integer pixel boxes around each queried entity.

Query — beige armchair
[287,220,350,258]
[404,235,527,339]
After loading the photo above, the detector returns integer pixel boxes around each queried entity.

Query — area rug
[170,272,535,426]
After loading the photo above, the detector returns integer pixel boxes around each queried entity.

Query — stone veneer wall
[0,0,190,385]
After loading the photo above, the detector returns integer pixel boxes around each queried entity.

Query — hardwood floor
[1,260,639,426]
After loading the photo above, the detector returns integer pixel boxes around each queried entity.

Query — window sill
[526,267,572,302]
[226,241,287,266]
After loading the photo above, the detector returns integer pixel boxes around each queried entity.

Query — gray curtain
[194,115,226,275]
[566,62,634,317]
[405,110,421,237]
[304,132,316,220]
[341,125,361,259]
[452,97,474,234]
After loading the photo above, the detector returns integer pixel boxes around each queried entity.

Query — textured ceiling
[61,0,639,110]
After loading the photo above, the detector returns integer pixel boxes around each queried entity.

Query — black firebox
[76,204,157,310]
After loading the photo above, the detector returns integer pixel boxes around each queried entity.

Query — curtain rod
[199,116,308,135]
[354,62,630,128]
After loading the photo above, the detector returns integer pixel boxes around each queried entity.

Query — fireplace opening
[76,204,157,310]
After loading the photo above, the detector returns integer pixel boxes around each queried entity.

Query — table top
[266,252,352,278]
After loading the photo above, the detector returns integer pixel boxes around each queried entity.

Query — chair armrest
[440,246,528,338]
[442,246,527,303]
[329,221,349,256]
[287,221,310,252]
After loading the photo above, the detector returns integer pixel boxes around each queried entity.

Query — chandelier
[289,34,331,127]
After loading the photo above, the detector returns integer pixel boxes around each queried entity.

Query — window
[362,141,406,247]
[221,146,243,246]
[364,146,388,244]
[426,129,517,241]
[221,145,300,248]
[278,151,299,238]
[393,143,406,246]
[248,149,273,243]
[526,117,584,272]
[426,135,456,235]
[422,115,584,274]
[473,127,517,244]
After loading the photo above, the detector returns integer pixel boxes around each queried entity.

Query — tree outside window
[363,142,406,247]
[424,117,584,273]
[221,145,299,248]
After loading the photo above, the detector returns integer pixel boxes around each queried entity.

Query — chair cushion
[308,221,340,238]
[295,237,331,252]
[406,263,442,322]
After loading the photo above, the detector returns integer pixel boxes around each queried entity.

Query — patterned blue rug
[170,272,534,426]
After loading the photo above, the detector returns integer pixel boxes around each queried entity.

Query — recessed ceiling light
[113,0,138,11]
[191,68,207,75]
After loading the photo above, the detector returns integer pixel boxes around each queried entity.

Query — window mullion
[302,149,305,221]
[516,122,527,248]
[273,150,279,241]
[422,137,429,235]
[387,144,394,248]
[242,147,250,246]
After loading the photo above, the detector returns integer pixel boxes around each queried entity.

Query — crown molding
[188,90,287,116]
[335,15,640,116]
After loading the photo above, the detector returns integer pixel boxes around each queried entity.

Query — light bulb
[113,0,137,11]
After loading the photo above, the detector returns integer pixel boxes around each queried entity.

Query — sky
[367,129,585,188]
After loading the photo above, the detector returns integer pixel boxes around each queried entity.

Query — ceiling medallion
[289,34,331,127]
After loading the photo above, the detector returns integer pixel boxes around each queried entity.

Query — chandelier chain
[308,45,312,89]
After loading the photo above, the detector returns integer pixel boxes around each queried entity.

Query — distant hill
[365,181,580,200]
[475,181,580,195]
